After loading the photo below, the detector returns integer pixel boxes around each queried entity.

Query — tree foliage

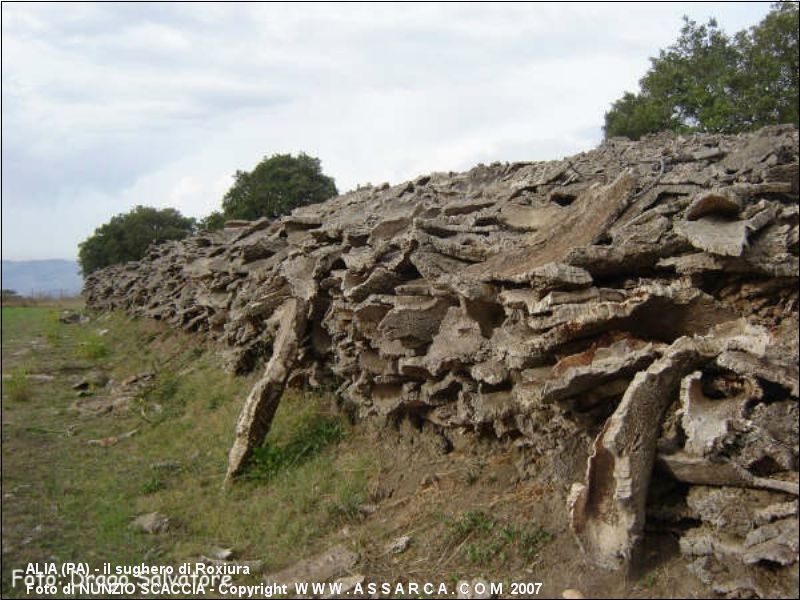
[78,206,195,275]
[198,210,226,232]
[604,2,799,139]
[215,153,337,225]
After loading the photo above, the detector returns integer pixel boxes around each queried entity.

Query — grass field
[1,305,379,597]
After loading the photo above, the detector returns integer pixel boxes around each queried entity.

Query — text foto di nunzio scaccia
[64,579,531,597]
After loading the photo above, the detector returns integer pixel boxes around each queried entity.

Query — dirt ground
[1,304,716,599]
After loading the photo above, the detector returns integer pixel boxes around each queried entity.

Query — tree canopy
[203,153,337,228]
[604,2,799,139]
[78,206,195,275]
[198,210,226,232]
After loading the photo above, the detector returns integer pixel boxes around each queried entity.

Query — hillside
[1,259,83,297]
[76,126,799,597]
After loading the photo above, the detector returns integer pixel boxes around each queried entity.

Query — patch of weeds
[439,512,552,567]
[96,501,131,540]
[466,539,504,565]
[206,392,224,411]
[25,425,53,435]
[153,375,180,403]
[327,483,364,523]
[78,333,109,360]
[248,413,345,481]
[441,510,496,537]
[141,477,167,495]
[5,366,33,402]
[464,469,480,485]
[501,524,553,560]
[140,373,185,420]
[43,312,63,345]
[185,346,204,360]
[640,572,657,589]
[316,374,345,396]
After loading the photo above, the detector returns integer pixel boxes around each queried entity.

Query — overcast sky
[2,2,770,261]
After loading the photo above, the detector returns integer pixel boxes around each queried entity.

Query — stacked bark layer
[85,126,799,596]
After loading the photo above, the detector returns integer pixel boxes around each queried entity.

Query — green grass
[1,305,379,597]
[501,524,553,561]
[248,407,346,481]
[327,477,367,523]
[640,571,658,589]
[440,510,497,536]
[77,331,109,360]
[4,366,33,402]
[438,510,552,567]
[141,476,168,495]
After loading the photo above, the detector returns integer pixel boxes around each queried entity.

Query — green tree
[604,2,799,139]
[220,153,337,222]
[736,2,799,127]
[78,206,195,275]
[198,210,226,232]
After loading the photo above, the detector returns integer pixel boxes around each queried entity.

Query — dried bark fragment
[569,338,706,570]
[226,298,307,481]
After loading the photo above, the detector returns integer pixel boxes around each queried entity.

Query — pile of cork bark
[85,125,799,597]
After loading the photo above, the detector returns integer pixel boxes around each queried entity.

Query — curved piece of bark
[226,298,307,481]
[568,338,707,570]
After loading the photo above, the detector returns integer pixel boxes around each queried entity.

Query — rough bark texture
[85,126,799,597]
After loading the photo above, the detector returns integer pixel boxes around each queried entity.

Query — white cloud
[1,2,771,260]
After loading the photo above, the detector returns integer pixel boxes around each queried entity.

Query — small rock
[357,503,378,516]
[132,512,169,534]
[87,436,118,447]
[72,380,90,391]
[122,372,154,387]
[87,429,137,447]
[562,590,585,599]
[264,544,358,586]
[420,473,440,488]
[59,310,82,324]
[26,374,54,382]
[209,546,234,560]
[385,535,412,555]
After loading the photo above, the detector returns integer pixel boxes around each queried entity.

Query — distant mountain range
[2,259,83,297]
